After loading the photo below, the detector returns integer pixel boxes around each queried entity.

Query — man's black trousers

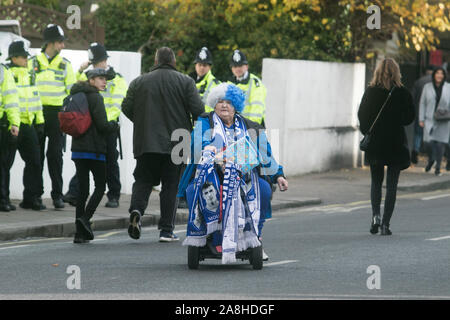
[129,153,181,233]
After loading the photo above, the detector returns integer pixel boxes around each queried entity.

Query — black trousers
[73,159,106,222]
[429,140,447,172]
[66,130,121,200]
[0,127,16,205]
[40,106,64,201]
[129,153,181,233]
[17,123,43,203]
[370,163,401,227]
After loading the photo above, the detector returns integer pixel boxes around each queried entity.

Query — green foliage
[94,0,449,79]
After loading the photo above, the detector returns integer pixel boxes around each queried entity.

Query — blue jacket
[177,112,285,197]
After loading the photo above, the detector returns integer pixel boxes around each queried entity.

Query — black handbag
[360,87,395,152]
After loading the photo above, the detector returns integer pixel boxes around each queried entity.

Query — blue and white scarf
[183,113,261,264]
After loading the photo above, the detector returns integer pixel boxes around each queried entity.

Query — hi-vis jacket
[77,70,128,121]
[9,64,44,126]
[196,70,220,113]
[28,52,76,106]
[229,73,267,125]
[0,64,21,128]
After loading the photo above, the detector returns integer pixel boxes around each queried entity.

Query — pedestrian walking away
[63,43,128,208]
[122,47,204,242]
[68,68,119,244]
[358,58,415,236]
[6,40,46,211]
[419,66,450,176]
[0,53,21,212]
[28,24,76,209]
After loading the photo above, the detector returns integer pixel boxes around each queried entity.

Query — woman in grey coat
[419,67,450,176]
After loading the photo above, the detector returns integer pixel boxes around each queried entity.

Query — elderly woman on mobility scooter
[177,83,288,269]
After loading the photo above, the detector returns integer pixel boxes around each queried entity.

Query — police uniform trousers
[40,105,64,201]
[0,122,16,206]
[17,123,44,204]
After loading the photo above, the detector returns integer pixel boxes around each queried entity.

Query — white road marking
[0,245,30,251]
[264,260,298,267]
[421,194,450,201]
[426,235,450,241]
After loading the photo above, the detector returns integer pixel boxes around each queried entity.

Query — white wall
[262,58,365,176]
[9,49,141,199]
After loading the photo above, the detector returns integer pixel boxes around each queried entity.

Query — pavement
[1,155,450,242]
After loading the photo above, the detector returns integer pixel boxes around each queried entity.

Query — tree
[94,0,450,78]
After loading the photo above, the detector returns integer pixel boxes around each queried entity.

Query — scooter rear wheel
[251,246,263,270]
[188,246,200,269]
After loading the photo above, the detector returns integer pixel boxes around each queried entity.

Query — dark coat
[358,85,415,169]
[70,81,118,156]
[121,64,205,158]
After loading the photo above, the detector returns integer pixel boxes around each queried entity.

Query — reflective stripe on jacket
[9,65,44,125]
[229,73,266,125]
[0,64,21,127]
[28,53,76,106]
[196,70,220,113]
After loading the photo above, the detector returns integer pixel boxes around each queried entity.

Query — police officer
[29,24,76,209]
[63,43,127,208]
[228,50,267,127]
[191,47,220,112]
[7,41,46,211]
[0,52,21,212]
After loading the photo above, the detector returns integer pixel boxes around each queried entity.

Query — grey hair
[206,83,229,110]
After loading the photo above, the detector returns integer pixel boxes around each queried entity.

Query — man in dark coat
[122,47,204,242]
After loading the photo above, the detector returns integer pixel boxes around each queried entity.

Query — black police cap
[88,43,109,64]
[230,50,248,67]
[8,40,30,59]
[43,24,66,42]
[194,47,213,65]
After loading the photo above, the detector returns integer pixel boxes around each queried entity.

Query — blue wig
[207,83,246,113]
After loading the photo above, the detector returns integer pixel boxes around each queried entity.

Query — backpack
[58,92,92,137]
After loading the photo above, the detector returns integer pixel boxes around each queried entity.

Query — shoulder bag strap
[368,86,395,134]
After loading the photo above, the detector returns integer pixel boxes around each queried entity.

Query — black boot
[73,233,90,244]
[411,150,418,164]
[76,216,94,240]
[380,224,392,236]
[425,160,434,172]
[370,215,381,234]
